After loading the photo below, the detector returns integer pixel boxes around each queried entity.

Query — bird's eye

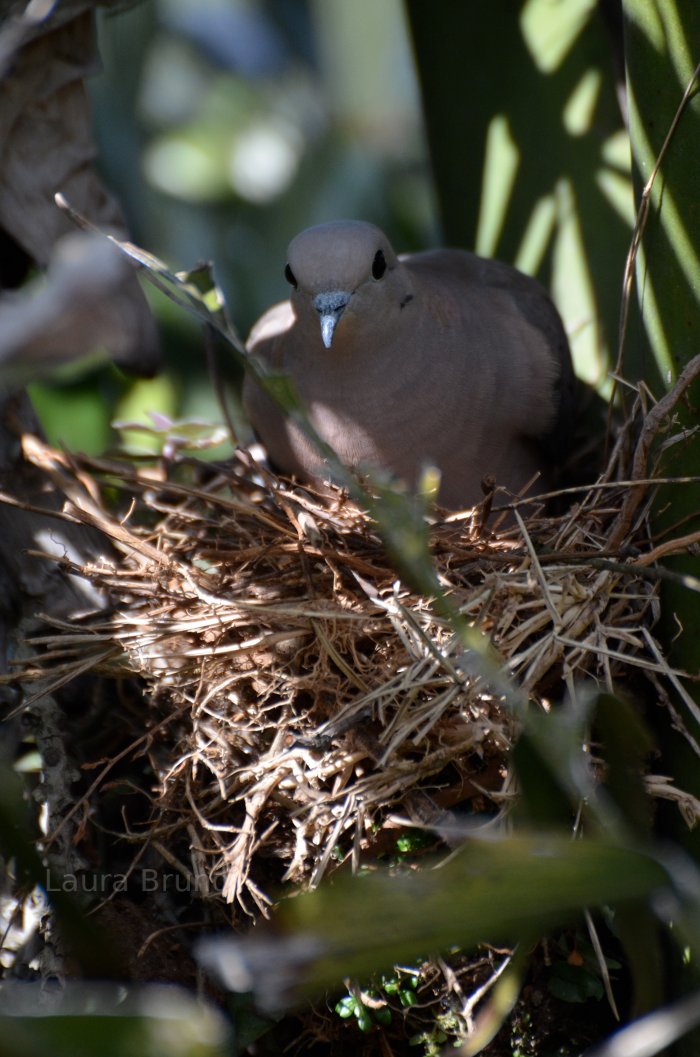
[284,263,297,288]
[371,249,387,280]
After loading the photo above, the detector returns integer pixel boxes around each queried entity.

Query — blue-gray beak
[314,291,350,349]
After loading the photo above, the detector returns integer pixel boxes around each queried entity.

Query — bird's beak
[314,291,350,349]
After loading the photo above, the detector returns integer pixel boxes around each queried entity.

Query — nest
[14,366,700,925]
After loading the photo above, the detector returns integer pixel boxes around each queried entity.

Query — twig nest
[18,438,669,915]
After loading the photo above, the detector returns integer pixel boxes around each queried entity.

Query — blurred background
[29,0,633,457]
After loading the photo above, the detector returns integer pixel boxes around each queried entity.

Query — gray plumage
[243,221,574,509]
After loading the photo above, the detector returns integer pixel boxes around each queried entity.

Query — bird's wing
[406,249,575,446]
[463,252,577,440]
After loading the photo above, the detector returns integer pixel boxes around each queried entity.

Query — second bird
[243,221,575,510]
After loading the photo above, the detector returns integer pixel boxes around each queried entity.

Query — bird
[243,220,575,511]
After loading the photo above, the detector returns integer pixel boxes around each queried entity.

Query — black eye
[284,263,297,288]
[371,249,387,280]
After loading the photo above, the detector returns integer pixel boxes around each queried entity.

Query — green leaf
[198,834,670,1011]
[593,692,654,840]
[176,262,231,331]
[405,0,630,388]
[512,700,593,829]
[0,983,231,1057]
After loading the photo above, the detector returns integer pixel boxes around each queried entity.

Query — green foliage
[0,984,230,1057]
[10,2,700,1054]
[334,971,422,1044]
[619,3,700,1049]
[408,1026,450,1056]
[394,830,435,855]
[621,0,700,687]
[204,834,668,1005]
[406,0,632,391]
[621,1,700,389]
[29,374,116,454]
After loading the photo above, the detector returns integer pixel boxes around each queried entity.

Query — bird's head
[284,221,408,350]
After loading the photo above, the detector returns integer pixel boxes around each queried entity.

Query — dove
[243,220,575,511]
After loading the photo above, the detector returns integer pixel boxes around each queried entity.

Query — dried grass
[10,369,700,921]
